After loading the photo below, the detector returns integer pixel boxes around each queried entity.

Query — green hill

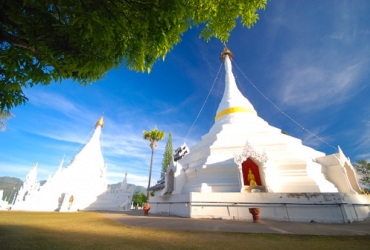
[108,183,146,194]
[0,177,23,204]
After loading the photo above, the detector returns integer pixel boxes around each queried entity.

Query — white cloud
[297,124,335,150]
[153,94,199,115]
[26,90,80,115]
[106,172,148,187]
[102,133,148,159]
[30,128,95,146]
[355,124,370,154]
[0,161,60,182]
[284,64,362,106]
[0,162,34,179]
[262,1,370,112]
[356,153,370,162]
[10,92,187,186]
[15,89,105,145]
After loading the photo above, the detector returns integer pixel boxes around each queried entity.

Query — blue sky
[1,0,369,187]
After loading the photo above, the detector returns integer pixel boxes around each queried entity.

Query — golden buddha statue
[69,195,74,208]
[248,169,257,186]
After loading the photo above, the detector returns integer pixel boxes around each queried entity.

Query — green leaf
[0,0,267,111]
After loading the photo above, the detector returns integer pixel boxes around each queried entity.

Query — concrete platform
[100,210,370,236]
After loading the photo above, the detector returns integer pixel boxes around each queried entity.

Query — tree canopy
[132,191,147,207]
[354,159,370,188]
[143,127,165,150]
[0,110,13,130]
[0,0,267,111]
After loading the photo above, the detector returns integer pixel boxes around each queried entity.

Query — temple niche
[149,47,370,223]
[235,141,268,193]
[12,117,133,212]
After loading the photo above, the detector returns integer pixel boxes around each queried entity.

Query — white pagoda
[149,47,370,223]
[12,116,132,212]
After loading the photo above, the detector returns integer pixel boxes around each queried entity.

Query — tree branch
[0,32,37,53]
[50,0,69,26]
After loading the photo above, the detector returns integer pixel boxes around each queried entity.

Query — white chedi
[12,116,133,212]
[149,47,368,223]
[160,48,360,194]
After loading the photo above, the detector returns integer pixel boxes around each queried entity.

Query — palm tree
[0,110,13,131]
[143,127,165,200]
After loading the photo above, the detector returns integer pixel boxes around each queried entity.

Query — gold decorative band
[215,107,257,121]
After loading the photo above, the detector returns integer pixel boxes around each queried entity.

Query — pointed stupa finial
[215,46,257,123]
[95,115,104,128]
[221,44,234,62]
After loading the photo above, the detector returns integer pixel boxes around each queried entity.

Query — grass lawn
[0,211,369,250]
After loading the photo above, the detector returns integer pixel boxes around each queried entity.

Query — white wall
[149,192,370,223]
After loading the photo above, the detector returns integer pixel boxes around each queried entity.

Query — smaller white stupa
[12,116,132,212]
[149,47,370,223]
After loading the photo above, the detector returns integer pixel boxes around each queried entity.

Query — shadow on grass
[0,212,369,250]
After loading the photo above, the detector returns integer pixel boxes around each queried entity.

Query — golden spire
[215,43,257,123]
[95,116,104,128]
[221,44,234,62]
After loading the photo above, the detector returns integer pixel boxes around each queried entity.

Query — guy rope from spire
[232,59,337,152]
[183,63,223,143]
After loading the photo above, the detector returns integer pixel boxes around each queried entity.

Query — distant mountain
[108,183,146,194]
[0,176,146,204]
[0,177,23,204]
